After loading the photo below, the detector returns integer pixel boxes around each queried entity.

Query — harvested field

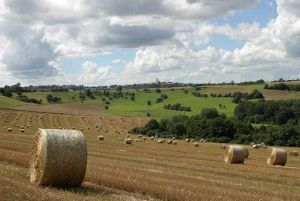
[204,86,300,100]
[0,110,299,201]
[14,103,106,116]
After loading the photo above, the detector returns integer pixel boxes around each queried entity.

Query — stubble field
[0,109,299,201]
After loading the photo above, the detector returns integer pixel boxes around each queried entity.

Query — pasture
[1,84,299,120]
[0,110,299,201]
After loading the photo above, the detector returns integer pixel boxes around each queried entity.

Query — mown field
[0,110,299,201]
[2,83,300,119]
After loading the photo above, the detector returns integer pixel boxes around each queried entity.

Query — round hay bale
[143,137,147,141]
[267,148,287,166]
[194,143,199,147]
[167,139,173,144]
[104,129,108,133]
[158,139,165,144]
[253,144,261,149]
[7,128,12,132]
[290,151,298,156]
[173,141,178,145]
[221,144,227,150]
[151,136,155,140]
[172,137,176,140]
[124,138,133,144]
[224,145,247,164]
[185,138,190,143]
[20,129,25,133]
[29,129,87,187]
[97,135,104,141]
[244,148,249,159]
[127,134,130,137]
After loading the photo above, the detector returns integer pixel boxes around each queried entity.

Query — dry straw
[29,129,87,187]
[267,148,287,166]
[224,145,248,164]
[290,151,298,156]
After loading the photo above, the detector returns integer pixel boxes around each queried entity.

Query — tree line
[264,83,300,91]
[130,101,300,147]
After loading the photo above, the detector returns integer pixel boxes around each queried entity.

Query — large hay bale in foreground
[267,148,287,166]
[29,129,87,187]
[224,145,247,164]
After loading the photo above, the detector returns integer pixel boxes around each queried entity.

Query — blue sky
[0,0,299,86]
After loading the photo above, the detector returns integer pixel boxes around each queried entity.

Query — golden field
[0,109,299,201]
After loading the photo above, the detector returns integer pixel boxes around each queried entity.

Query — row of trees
[210,90,264,103]
[235,100,300,125]
[264,83,300,91]
[16,95,42,104]
[131,103,300,147]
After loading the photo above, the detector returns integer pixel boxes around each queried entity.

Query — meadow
[2,84,300,119]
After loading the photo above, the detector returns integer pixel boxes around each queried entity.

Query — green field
[1,83,300,119]
[21,91,79,104]
[90,89,236,119]
[0,95,32,108]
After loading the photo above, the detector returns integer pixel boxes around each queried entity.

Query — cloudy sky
[0,0,299,86]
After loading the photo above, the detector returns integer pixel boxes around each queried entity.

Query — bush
[47,94,62,103]
[200,108,220,119]
[164,103,192,112]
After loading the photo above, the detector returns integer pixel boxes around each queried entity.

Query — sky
[0,0,300,86]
